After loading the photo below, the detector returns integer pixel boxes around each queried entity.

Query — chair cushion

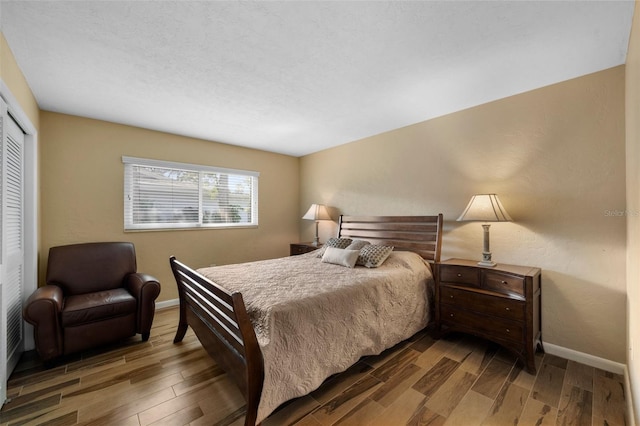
[62,288,137,327]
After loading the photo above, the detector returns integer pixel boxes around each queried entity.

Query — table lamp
[457,194,512,267]
[302,204,331,246]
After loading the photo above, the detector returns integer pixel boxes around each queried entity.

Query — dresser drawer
[440,286,525,321]
[440,305,524,343]
[439,265,480,287]
[484,270,525,298]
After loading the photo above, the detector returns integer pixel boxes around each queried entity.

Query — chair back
[46,242,137,295]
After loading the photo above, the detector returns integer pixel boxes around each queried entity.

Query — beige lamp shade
[457,194,512,267]
[302,204,331,221]
[457,194,512,222]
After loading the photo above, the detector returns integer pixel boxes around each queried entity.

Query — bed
[169,214,443,425]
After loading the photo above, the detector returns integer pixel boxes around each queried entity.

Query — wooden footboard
[169,256,264,426]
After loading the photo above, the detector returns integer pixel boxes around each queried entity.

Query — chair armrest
[23,285,64,362]
[127,273,161,336]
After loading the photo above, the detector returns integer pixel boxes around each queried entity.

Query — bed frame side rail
[170,256,264,426]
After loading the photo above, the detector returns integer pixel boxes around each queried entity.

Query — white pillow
[321,247,360,268]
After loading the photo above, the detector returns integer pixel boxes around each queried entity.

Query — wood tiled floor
[0,307,627,425]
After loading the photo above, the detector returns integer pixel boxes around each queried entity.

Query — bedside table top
[440,258,540,276]
[291,242,322,248]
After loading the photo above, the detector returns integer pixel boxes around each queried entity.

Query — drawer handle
[450,313,454,317]
[457,273,462,277]
[505,307,510,311]
[506,329,510,333]
[501,280,507,284]
[450,295,454,299]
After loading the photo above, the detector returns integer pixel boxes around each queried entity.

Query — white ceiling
[0,1,635,157]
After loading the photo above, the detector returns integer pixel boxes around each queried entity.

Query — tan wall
[626,2,640,422]
[301,66,627,362]
[0,32,39,129]
[40,112,300,302]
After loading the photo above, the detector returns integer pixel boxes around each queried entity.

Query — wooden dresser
[435,258,542,374]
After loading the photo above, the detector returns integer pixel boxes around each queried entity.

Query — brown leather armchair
[23,242,161,364]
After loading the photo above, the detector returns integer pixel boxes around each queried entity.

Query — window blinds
[123,157,259,230]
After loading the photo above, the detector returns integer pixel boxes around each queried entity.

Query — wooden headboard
[337,214,443,263]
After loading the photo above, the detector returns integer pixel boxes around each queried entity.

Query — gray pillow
[357,245,394,268]
[316,237,352,257]
[345,239,371,250]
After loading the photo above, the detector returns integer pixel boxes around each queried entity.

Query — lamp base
[478,250,496,267]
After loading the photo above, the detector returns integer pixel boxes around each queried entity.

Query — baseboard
[544,342,636,426]
[156,298,179,310]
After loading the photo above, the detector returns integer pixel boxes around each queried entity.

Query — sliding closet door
[0,99,25,405]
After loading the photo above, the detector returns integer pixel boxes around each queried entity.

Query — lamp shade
[302,204,331,221]
[457,194,512,222]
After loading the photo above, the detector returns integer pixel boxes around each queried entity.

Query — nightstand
[290,242,322,256]
[435,258,542,374]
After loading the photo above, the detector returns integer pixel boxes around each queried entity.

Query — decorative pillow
[321,247,360,268]
[345,239,370,251]
[357,244,394,268]
[316,237,352,257]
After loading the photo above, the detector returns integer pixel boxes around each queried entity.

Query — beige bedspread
[197,250,434,424]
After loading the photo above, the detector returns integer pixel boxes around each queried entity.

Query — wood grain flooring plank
[508,363,537,391]
[471,358,513,400]
[409,333,437,353]
[264,395,319,426]
[332,398,385,426]
[36,411,78,426]
[444,339,475,363]
[138,376,244,426]
[531,362,567,408]
[362,342,412,370]
[0,394,61,424]
[556,384,592,426]
[79,388,176,426]
[291,414,323,426]
[458,338,496,376]
[370,388,427,426]
[370,363,424,407]
[542,354,569,370]
[172,366,226,397]
[564,361,594,392]
[595,368,624,384]
[7,365,69,388]
[148,404,203,426]
[1,378,79,412]
[519,398,558,426]
[481,382,529,425]
[443,390,493,426]
[370,348,420,382]
[592,374,626,426]
[412,357,459,399]
[309,362,373,406]
[310,375,383,425]
[424,368,477,418]
[413,339,454,371]
[406,405,446,426]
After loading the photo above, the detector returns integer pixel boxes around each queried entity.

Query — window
[123,156,259,230]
